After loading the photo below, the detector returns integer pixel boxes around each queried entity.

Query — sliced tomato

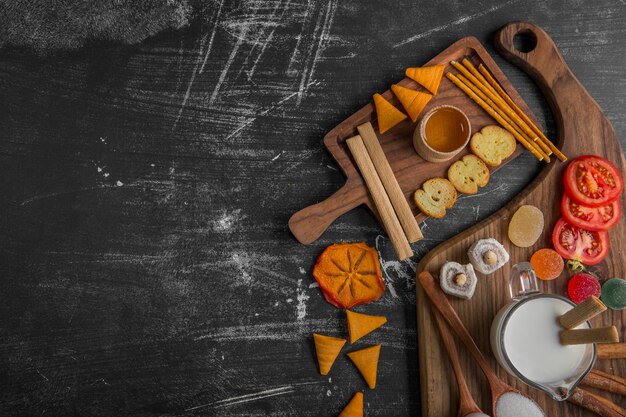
[563,155,623,207]
[552,217,609,266]
[561,194,621,231]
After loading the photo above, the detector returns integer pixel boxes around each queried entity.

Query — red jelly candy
[567,273,601,304]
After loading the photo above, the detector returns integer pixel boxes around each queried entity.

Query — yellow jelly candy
[508,205,544,248]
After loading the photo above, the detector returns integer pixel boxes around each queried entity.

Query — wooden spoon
[431,305,489,417]
[418,271,538,416]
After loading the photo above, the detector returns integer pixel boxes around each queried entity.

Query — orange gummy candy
[530,248,564,281]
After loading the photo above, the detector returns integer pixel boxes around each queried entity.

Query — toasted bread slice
[470,125,516,167]
[447,154,490,194]
[413,178,457,219]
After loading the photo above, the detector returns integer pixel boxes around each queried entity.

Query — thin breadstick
[478,63,567,162]
[560,326,619,345]
[559,296,607,329]
[455,60,553,158]
[446,72,546,161]
[456,74,530,141]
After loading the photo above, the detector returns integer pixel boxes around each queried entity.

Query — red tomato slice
[552,217,609,266]
[561,194,621,231]
[563,155,623,207]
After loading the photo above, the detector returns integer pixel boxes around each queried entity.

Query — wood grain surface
[1,1,626,416]
[416,22,626,417]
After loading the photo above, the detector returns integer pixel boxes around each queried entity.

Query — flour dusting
[212,209,245,232]
[375,235,417,299]
[296,279,309,321]
[231,252,253,286]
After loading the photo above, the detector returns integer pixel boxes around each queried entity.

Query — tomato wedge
[563,155,623,207]
[561,194,621,231]
[552,217,609,265]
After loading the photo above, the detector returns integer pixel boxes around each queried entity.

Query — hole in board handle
[513,29,537,53]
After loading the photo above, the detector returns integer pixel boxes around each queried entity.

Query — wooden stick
[560,326,619,345]
[568,386,626,417]
[445,72,546,161]
[356,122,423,243]
[345,135,413,260]
[559,296,607,329]
[598,343,626,359]
[582,370,626,397]
[456,59,553,158]
[478,63,567,162]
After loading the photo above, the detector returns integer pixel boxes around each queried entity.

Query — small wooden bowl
[413,105,471,163]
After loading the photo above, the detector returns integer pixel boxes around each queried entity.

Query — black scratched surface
[1,1,626,416]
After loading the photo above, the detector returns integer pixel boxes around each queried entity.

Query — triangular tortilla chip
[406,91,432,122]
[346,310,387,343]
[390,84,432,122]
[338,392,364,417]
[313,333,346,375]
[347,345,381,389]
[405,64,445,95]
[372,93,407,134]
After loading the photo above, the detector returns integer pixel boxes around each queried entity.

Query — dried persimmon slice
[313,242,385,309]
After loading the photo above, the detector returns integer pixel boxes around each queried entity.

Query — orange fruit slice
[373,93,407,134]
[346,310,387,343]
[347,345,381,389]
[390,84,432,122]
[313,333,346,375]
[338,392,364,417]
[313,242,385,309]
[405,64,445,95]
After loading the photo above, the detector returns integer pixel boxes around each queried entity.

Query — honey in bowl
[424,107,469,152]
[414,105,471,163]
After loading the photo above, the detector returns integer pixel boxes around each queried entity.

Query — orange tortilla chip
[405,64,445,95]
[372,93,407,134]
[347,345,381,389]
[390,84,432,122]
[338,392,364,417]
[346,310,387,343]
[313,333,346,375]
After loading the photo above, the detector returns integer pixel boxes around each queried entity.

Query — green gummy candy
[601,278,626,310]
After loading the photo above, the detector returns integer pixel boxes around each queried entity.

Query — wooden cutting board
[288,36,538,245]
[416,22,626,417]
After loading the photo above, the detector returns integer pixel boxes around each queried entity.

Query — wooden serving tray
[288,37,538,245]
[416,22,626,417]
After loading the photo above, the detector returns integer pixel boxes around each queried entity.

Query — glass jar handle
[508,262,540,300]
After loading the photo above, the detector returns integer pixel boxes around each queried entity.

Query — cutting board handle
[495,22,570,87]
[495,22,586,148]
[288,181,363,244]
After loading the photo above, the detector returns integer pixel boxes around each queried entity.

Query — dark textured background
[1,1,625,416]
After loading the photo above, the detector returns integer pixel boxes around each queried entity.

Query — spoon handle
[418,271,506,390]
[432,305,483,415]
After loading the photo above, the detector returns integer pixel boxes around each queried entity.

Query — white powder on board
[212,209,245,232]
[295,279,309,321]
[495,393,544,417]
